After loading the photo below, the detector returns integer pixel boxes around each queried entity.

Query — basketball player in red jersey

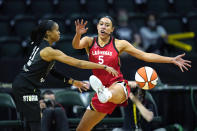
[72,17,191,131]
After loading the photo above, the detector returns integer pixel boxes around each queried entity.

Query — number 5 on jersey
[98,56,104,64]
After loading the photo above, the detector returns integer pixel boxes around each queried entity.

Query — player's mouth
[100,30,107,35]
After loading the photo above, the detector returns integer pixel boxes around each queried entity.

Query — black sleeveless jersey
[20,40,55,87]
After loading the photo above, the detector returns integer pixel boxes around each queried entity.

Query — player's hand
[73,80,89,93]
[75,19,88,35]
[128,81,138,88]
[172,53,192,72]
[104,66,119,77]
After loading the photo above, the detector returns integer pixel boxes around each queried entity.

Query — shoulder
[83,36,93,40]
[85,36,94,46]
[82,36,95,50]
[114,38,130,46]
[40,47,58,58]
[40,47,53,56]
[80,36,94,49]
[40,47,52,61]
[82,36,93,43]
[114,38,131,51]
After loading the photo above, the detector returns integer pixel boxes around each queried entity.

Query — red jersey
[89,37,124,87]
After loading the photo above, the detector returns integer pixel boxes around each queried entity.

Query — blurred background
[0,0,196,131]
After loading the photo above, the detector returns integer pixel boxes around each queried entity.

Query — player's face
[97,17,114,38]
[47,23,60,42]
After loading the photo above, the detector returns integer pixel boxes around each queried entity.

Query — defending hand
[73,80,89,93]
[128,81,138,88]
[172,53,191,72]
[104,66,119,77]
[75,19,88,35]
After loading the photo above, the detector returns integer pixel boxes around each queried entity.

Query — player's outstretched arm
[129,92,154,122]
[121,40,191,72]
[171,53,192,72]
[40,47,118,76]
[72,19,90,49]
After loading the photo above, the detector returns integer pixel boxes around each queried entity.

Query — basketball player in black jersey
[12,20,118,131]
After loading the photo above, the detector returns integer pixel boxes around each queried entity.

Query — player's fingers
[75,21,77,26]
[180,53,185,57]
[77,19,80,25]
[81,19,84,25]
[112,72,116,76]
[83,84,89,90]
[85,27,88,31]
[182,65,188,71]
[112,72,116,77]
[83,81,90,85]
[185,60,192,63]
[82,86,88,91]
[133,82,138,88]
[179,66,184,72]
[115,69,119,76]
[80,82,89,89]
[84,21,88,26]
[107,68,118,76]
[78,88,82,93]
[110,70,116,77]
[184,62,191,67]
[109,71,114,76]
[114,71,118,77]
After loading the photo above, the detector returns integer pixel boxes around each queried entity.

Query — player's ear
[45,30,50,38]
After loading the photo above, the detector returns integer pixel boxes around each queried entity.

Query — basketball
[135,66,158,90]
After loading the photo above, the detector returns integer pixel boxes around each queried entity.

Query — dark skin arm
[40,47,118,92]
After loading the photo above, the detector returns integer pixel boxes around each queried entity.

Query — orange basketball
[135,66,158,90]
